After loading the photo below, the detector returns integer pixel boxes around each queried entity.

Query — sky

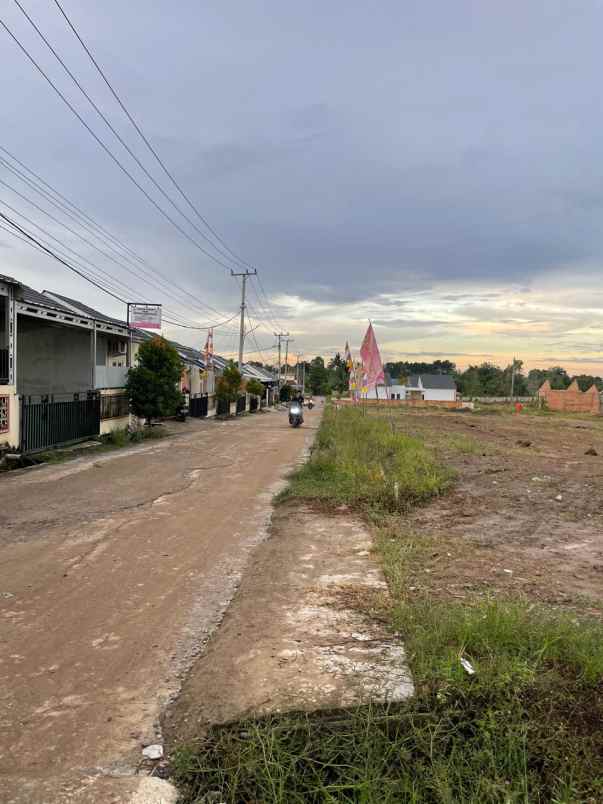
[1,0,603,374]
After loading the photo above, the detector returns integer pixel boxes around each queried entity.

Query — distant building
[367,373,457,402]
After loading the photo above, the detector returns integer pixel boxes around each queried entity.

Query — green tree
[126,337,183,424]
[279,384,293,402]
[246,378,265,398]
[216,361,243,408]
[573,374,603,392]
[327,353,348,394]
[308,356,329,395]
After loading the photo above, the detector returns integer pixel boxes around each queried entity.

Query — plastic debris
[460,657,476,675]
[142,744,163,760]
[555,494,563,502]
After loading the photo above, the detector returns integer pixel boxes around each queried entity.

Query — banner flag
[359,322,385,391]
[204,327,214,368]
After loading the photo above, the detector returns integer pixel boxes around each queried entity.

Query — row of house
[1,273,277,452]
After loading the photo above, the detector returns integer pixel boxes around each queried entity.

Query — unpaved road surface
[0,406,320,803]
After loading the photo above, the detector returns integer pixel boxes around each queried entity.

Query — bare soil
[390,409,603,615]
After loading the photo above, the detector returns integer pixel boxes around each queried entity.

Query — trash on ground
[460,657,476,675]
[142,743,163,760]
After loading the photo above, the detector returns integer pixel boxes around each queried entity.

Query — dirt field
[388,408,603,615]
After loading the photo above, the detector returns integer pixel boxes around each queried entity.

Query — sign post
[127,303,162,330]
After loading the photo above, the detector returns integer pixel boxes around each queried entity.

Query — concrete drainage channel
[162,503,413,792]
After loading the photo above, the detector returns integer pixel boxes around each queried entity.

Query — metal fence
[21,393,101,452]
[236,395,247,415]
[0,348,8,384]
[100,393,129,420]
[190,394,208,418]
[249,395,258,412]
[216,397,230,416]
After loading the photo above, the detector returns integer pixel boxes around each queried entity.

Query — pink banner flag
[359,322,385,390]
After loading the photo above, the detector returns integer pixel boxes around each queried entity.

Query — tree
[246,378,265,398]
[279,384,293,402]
[215,361,243,407]
[327,352,348,394]
[126,337,183,424]
[308,356,329,395]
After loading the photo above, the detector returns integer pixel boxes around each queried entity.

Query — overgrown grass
[173,406,603,803]
[280,406,452,512]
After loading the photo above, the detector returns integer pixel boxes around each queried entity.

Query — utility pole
[231,269,257,368]
[283,338,293,385]
[510,356,516,400]
[274,332,289,390]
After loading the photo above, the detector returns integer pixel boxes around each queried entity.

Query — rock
[142,743,164,760]
[585,447,598,456]
[516,440,532,447]
[555,494,563,502]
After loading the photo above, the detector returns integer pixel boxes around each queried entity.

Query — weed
[280,406,451,512]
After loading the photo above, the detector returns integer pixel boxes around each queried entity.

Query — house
[389,374,457,402]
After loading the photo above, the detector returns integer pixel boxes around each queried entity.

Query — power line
[0,170,227,324]
[0,15,239,274]
[0,145,235,321]
[0,211,238,331]
[0,210,125,302]
[13,0,247,274]
[52,0,255,274]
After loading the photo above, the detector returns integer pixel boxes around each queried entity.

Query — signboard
[128,304,162,329]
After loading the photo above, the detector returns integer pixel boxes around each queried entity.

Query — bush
[126,337,183,423]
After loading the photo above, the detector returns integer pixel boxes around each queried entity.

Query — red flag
[204,327,214,368]
[359,322,384,390]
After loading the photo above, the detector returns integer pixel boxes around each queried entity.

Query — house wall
[17,317,92,396]
[538,381,600,414]
[422,387,456,401]
[0,386,19,448]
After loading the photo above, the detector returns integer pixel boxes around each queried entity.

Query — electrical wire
[0,15,238,273]
[0,145,235,321]
[52,0,256,275]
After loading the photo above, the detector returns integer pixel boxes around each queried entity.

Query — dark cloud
[1,0,603,360]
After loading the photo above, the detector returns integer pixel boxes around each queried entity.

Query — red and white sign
[129,304,162,329]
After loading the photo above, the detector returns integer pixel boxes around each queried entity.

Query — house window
[107,339,127,357]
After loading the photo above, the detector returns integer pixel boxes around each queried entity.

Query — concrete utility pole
[283,338,293,385]
[510,356,516,400]
[231,269,257,368]
[274,332,289,390]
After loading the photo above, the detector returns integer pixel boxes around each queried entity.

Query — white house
[389,374,457,402]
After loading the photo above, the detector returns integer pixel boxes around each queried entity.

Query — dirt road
[0,405,320,803]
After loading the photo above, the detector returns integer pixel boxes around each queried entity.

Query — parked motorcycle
[307,398,314,410]
[288,402,304,427]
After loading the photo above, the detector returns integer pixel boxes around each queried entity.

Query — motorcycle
[307,399,314,410]
[288,402,304,427]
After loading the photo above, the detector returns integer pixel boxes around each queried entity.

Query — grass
[172,405,603,803]
[279,406,452,513]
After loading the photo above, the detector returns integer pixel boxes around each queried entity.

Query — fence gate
[236,395,247,415]
[190,394,208,418]
[21,394,101,453]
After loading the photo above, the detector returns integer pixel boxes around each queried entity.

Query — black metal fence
[100,393,129,420]
[0,348,8,384]
[21,393,101,453]
[216,397,230,416]
[236,395,247,415]
[190,394,208,418]
[249,395,258,412]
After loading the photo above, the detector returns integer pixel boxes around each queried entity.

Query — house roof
[19,284,78,314]
[42,291,125,326]
[409,373,457,390]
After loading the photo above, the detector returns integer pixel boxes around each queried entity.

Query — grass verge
[173,406,603,803]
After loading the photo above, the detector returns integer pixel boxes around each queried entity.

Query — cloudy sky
[1,0,603,373]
